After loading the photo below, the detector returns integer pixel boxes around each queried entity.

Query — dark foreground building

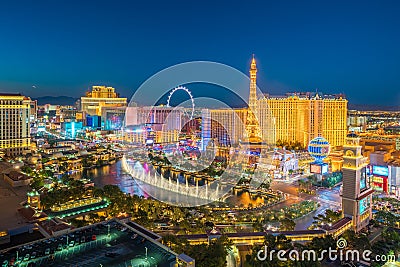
[0,219,194,267]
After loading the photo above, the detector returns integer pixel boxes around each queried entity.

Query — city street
[271,180,342,230]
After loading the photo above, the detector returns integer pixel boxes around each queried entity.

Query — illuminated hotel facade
[202,57,347,149]
[205,108,247,146]
[0,93,31,156]
[259,93,348,148]
[341,133,373,232]
[125,106,183,131]
[80,86,127,116]
[124,106,183,144]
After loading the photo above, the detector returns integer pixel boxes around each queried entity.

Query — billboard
[310,163,328,175]
[146,139,154,145]
[373,166,389,177]
[360,167,367,191]
[359,197,370,215]
[366,165,372,176]
[105,112,124,130]
[310,164,321,174]
[322,164,329,174]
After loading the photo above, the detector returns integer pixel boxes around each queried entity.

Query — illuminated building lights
[81,86,127,116]
[0,93,31,156]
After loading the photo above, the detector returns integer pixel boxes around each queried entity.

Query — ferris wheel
[166,86,195,120]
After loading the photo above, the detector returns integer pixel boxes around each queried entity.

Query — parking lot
[1,220,176,267]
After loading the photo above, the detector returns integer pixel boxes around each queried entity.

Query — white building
[388,162,400,196]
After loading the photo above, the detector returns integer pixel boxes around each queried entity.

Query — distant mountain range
[33,96,78,106]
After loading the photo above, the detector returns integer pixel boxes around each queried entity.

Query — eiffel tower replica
[245,55,262,144]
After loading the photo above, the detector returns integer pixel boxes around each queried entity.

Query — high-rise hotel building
[0,93,31,157]
[204,108,247,146]
[124,106,183,144]
[202,57,347,149]
[258,92,347,148]
[81,86,127,116]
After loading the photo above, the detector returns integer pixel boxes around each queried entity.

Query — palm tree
[279,218,296,231]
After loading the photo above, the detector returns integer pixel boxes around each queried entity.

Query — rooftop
[38,219,72,236]
[18,207,47,222]
[126,221,161,240]
[6,171,31,181]
[321,217,352,231]
[0,92,23,96]
[0,219,177,267]
[46,199,110,219]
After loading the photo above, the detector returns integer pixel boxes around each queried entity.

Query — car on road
[69,241,75,247]
[45,248,50,255]
[23,254,30,261]
[92,235,96,241]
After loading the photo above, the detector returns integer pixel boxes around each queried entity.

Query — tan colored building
[328,150,344,172]
[3,170,33,187]
[80,86,127,116]
[0,93,31,156]
[359,132,400,151]
[258,93,347,148]
[202,58,347,149]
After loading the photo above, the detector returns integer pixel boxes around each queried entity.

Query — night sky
[0,0,399,107]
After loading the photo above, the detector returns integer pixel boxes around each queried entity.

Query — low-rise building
[3,170,33,187]
[42,145,74,155]
[37,219,72,237]
[359,132,400,151]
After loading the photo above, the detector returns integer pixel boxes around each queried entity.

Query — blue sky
[0,0,399,106]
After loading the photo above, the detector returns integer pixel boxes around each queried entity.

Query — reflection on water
[225,191,269,208]
[73,161,271,207]
[72,161,322,229]
[72,160,145,197]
